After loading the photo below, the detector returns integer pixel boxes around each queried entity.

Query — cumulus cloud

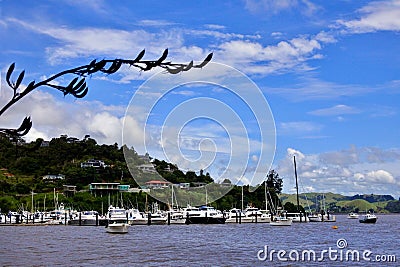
[337,0,400,33]
[275,147,400,198]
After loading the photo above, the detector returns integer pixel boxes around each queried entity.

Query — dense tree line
[1,134,286,213]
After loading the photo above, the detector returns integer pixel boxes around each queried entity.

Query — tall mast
[294,156,301,221]
[241,186,244,211]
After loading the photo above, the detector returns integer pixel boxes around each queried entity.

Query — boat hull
[106,223,129,234]
[359,218,377,223]
[270,218,292,226]
[185,216,226,224]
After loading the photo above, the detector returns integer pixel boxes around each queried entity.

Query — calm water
[0,214,398,266]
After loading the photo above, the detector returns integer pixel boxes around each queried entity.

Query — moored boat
[359,213,377,224]
[347,212,359,219]
[105,206,129,234]
[183,205,226,224]
[270,216,292,226]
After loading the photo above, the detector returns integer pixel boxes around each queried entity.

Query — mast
[294,156,302,222]
[264,180,268,211]
[241,186,244,211]
[31,190,34,213]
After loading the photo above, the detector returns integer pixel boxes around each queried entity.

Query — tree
[266,169,283,194]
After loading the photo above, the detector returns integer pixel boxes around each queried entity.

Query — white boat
[127,208,148,225]
[145,211,167,225]
[243,206,271,223]
[270,216,292,226]
[69,210,105,226]
[308,213,322,222]
[359,212,377,224]
[106,206,129,234]
[166,210,186,224]
[225,208,249,223]
[308,212,336,222]
[287,212,309,222]
[183,205,226,224]
[106,220,129,234]
[347,212,359,219]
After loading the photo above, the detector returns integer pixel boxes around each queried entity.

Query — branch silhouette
[0,49,213,137]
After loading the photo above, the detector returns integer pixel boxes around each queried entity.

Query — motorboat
[127,208,148,225]
[166,210,186,224]
[286,212,309,222]
[225,208,250,223]
[359,213,377,224]
[270,215,292,226]
[105,206,129,234]
[183,205,226,224]
[243,206,271,223]
[347,212,359,219]
[69,210,106,226]
[308,212,336,222]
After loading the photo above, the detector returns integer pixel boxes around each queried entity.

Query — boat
[146,203,167,225]
[308,212,336,222]
[347,212,359,219]
[225,208,252,223]
[183,205,226,224]
[166,210,186,224]
[308,213,322,222]
[359,213,377,224]
[69,210,106,226]
[105,206,129,234]
[270,214,292,226]
[287,212,309,222]
[127,208,148,225]
[243,206,271,223]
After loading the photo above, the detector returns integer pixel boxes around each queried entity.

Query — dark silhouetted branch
[0,50,213,137]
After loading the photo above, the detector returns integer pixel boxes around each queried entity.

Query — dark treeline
[0,134,284,213]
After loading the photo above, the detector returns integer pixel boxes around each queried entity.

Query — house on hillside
[81,159,107,168]
[144,180,171,189]
[137,163,157,174]
[43,174,65,182]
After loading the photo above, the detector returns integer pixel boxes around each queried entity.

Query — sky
[0,0,399,199]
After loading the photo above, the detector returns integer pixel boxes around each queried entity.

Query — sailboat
[286,156,308,223]
[166,186,186,224]
[266,182,292,226]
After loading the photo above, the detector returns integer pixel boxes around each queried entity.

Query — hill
[280,192,397,213]
[1,134,399,214]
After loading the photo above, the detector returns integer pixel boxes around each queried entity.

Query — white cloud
[337,0,400,33]
[244,0,319,16]
[308,104,361,116]
[275,146,400,198]
[279,121,323,135]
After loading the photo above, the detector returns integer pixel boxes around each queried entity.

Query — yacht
[69,210,106,226]
[359,212,377,224]
[270,215,292,226]
[347,212,359,219]
[243,206,271,223]
[166,210,186,224]
[225,208,250,223]
[105,206,129,234]
[127,208,148,225]
[286,212,309,222]
[183,205,226,224]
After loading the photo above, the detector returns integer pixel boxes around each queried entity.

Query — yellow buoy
[332,225,338,229]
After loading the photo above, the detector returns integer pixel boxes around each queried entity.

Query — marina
[0,214,397,266]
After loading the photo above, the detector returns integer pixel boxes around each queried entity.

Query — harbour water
[0,214,398,266]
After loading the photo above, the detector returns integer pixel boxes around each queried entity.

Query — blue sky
[1,0,399,198]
